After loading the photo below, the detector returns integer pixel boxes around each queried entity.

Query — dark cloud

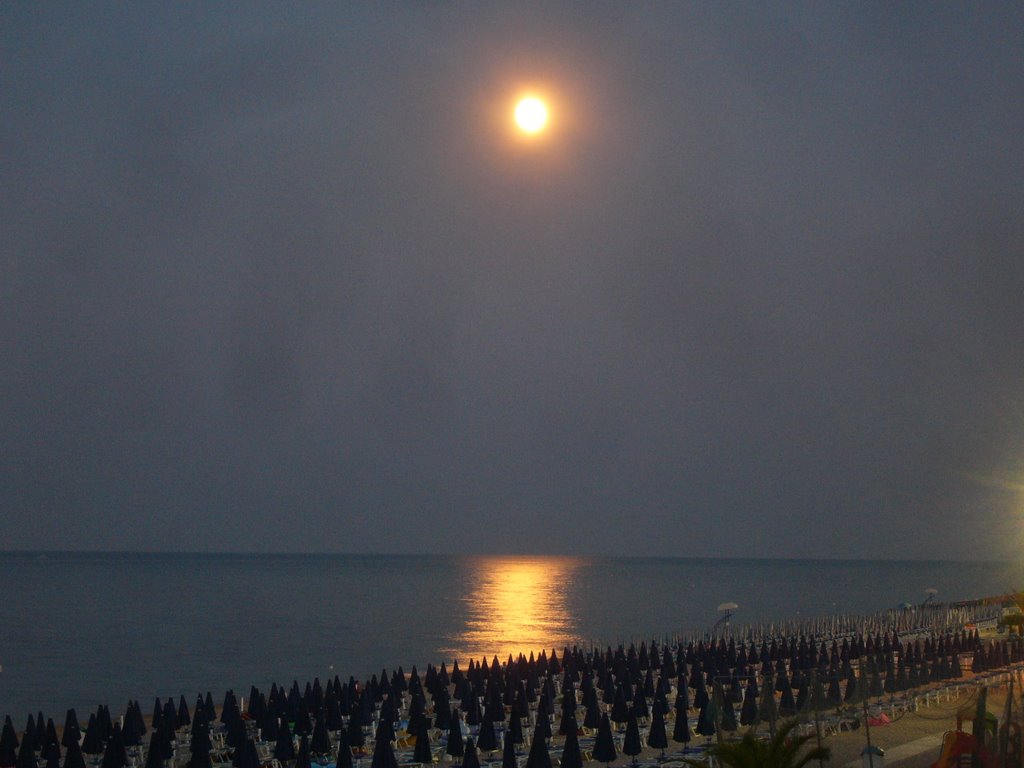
[2,3,1023,558]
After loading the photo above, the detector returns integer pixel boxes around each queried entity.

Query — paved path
[844,732,946,768]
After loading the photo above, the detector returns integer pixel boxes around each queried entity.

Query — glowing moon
[514,97,549,134]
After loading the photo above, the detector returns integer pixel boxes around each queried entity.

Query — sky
[2,4,1023,559]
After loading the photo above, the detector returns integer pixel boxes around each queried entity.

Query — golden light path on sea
[448,556,581,665]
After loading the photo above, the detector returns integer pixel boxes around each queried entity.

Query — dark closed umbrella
[369,727,397,768]
[560,727,584,768]
[188,727,212,768]
[718,689,737,733]
[295,735,311,768]
[446,710,464,759]
[81,714,103,756]
[43,743,60,768]
[100,725,128,768]
[592,713,616,765]
[123,708,143,747]
[524,724,551,768]
[777,675,797,717]
[826,669,842,707]
[178,697,191,729]
[507,710,523,746]
[691,681,708,712]
[63,710,83,750]
[412,714,432,766]
[646,701,668,756]
[347,712,365,752]
[274,719,296,761]
[534,696,552,743]
[64,739,86,768]
[246,741,263,768]
[476,716,498,754]
[610,686,629,725]
[582,687,601,731]
[144,731,164,768]
[622,710,642,767]
[16,734,36,768]
[739,678,758,726]
[335,729,353,768]
[844,668,859,703]
[463,739,481,768]
[694,695,716,739]
[326,699,344,733]
[671,695,690,746]
[501,731,518,768]
[630,687,649,722]
[311,716,331,756]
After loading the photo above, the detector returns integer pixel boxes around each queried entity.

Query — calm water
[1,553,1022,721]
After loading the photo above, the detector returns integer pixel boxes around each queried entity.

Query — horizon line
[0,548,1014,565]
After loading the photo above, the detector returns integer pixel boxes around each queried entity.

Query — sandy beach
[6,617,1023,768]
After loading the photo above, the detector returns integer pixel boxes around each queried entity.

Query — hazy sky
[3,4,1023,558]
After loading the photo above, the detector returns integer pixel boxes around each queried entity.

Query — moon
[514,97,549,134]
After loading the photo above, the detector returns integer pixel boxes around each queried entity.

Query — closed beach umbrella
[610,686,629,726]
[63,710,82,749]
[274,719,296,762]
[0,723,18,768]
[177,697,191,729]
[671,697,690,746]
[739,678,758,727]
[123,708,143,748]
[311,715,331,756]
[501,731,517,768]
[446,709,465,759]
[777,675,796,717]
[630,687,648,722]
[347,711,365,752]
[64,739,86,768]
[506,710,523,746]
[44,742,61,768]
[691,681,708,712]
[592,714,617,766]
[100,725,128,768]
[16,734,36,768]
[246,741,263,768]
[694,695,716,739]
[646,701,667,757]
[534,695,552,743]
[972,686,988,749]
[143,731,163,768]
[561,727,584,768]
[622,710,642,767]
[188,727,212,768]
[336,730,353,768]
[81,715,103,756]
[476,717,497,754]
[413,716,432,766]
[826,669,842,707]
[582,693,601,731]
[718,694,737,733]
[295,735,311,768]
[844,668,859,703]
[463,739,481,768]
[525,724,551,768]
[370,728,397,768]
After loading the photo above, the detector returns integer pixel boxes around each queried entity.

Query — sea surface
[1,553,1022,722]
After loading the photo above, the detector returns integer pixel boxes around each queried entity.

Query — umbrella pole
[862,691,875,768]
[814,685,825,768]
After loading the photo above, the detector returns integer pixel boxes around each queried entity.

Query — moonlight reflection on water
[445,555,582,664]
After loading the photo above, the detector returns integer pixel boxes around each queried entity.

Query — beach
[5,609,1024,768]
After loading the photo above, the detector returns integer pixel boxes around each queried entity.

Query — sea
[2,553,1022,723]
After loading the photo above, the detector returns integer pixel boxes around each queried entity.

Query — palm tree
[686,719,830,768]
